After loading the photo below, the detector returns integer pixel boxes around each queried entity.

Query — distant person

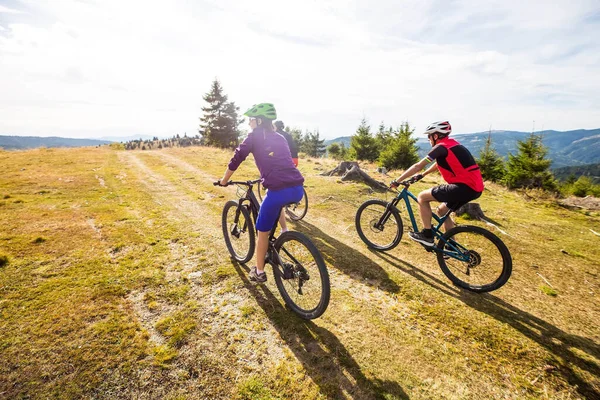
[217,103,304,282]
[274,121,299,167]
[274,120,301,232]
[392,121,484,246]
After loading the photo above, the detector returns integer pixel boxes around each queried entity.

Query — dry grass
[0,146,598,399]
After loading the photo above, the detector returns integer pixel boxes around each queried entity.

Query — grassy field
[0,145,599,399]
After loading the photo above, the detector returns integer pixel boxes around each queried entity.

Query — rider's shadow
[293,219,401,294]
[230,261,409,400]
[373,250,600,400]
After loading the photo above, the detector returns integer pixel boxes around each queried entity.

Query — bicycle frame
[228,180,302,266]
[384,186,471,262]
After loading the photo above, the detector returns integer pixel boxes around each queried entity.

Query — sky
[1,0,599,140]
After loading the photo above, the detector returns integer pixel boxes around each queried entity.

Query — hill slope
[0,135,112,150]
[324,128,600,168]
[0,146,599,399]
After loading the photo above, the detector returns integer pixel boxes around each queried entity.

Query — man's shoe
[409,231,435,247]
[249,266,267,283]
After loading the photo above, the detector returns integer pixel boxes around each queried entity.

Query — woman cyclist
[217,103,304,282]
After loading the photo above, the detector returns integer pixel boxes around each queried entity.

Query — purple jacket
[228,126,304,190]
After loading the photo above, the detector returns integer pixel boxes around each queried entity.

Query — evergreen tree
[328,142,349,160]
[301,130,326,157]
[375,122,393,150]
[378,122,420,170]
[349,118,379,162]
[287,127,304,151]
[199,79,242,149]
[504,133,557,191]
[477,132,505,182]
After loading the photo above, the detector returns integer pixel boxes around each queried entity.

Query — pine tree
[378,122,420,170]
[287,127,304,151]
[301,130,326,157]
[477,132,505,182]
[349,118,379,162]
[328,142,349,160]
[504,133,557,190]
[199,79,242,149]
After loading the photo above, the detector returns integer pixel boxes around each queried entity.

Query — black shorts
[431,183,482,211]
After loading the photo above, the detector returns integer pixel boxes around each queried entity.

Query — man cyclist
[391,121,484,247]
[274,121,299,167]
[274,120,300,232]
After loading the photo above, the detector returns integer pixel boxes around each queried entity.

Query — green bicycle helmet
[244,103,277,120]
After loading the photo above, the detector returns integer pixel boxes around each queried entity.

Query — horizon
[1,1,599,140]
[1,127,599,142]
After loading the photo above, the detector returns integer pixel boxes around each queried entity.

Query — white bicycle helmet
[424,121,452,137]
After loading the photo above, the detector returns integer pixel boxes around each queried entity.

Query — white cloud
[0,0,599,139]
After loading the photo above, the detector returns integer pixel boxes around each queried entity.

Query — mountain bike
[214,179,329,319]
[355,176,512,293]
[257,181,308,221]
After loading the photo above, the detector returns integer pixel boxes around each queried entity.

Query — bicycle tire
[436,225,512,293]
[355,199,403,251]
[286,187,308,221]
[222,201,255,263]
[272,231,330,319]
[257,181,266,202]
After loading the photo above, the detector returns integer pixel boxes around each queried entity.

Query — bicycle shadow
[293,219,401,294]
[230,261,410,400]
[372,250,600,399]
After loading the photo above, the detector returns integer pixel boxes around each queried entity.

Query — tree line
[125,78,599,198]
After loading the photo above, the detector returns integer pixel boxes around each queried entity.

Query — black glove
[390,180,400,188]
[413,174,423,182]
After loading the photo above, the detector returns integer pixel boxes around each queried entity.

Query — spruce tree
[199,79,242,149]
[349,118,379,162]
[477,133,505,182]
[301,130,326,157]
[378,122,420,170]
[504,133,557,190]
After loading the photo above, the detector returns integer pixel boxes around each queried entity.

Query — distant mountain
[0,135,112,150]
[324,128,600,168]
[553,163,600,183]
[96,134,157,142]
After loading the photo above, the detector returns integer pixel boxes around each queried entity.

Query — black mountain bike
[355,176,512,293]
[257,181,308,221]
[214,179,329,319]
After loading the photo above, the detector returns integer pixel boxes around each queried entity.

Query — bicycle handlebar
[391,174,423,189]
[213,178,262,187]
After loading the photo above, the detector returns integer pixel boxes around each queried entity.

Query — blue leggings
[256,185,304,232]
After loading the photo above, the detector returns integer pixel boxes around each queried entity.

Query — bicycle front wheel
[355,199,403,251]
[437,225,512,293]
[222,201,255,263]
[272,231,330,319]
[285,187,308,221]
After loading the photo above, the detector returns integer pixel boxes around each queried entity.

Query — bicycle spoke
[355,200,402,250]
[438,226,511,292]
[273,232,329,318]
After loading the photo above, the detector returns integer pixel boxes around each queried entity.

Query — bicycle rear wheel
[437,225,512,293]
[222,201,255,263]
[257,181,266,202]
[355,199,403,251]
[285,187,308,221]
[272,231,330,319]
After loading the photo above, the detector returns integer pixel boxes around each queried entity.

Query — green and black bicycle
[355,176,512,293]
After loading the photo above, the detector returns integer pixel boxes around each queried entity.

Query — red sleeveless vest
[435,138,484,192]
